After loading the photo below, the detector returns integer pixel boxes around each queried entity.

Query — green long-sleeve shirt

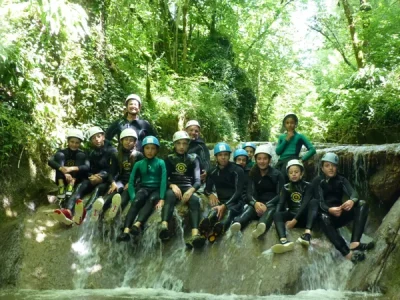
[276,131,316,162]
[128,157,167,202]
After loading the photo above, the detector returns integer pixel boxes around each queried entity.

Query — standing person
[270,159,319,254]
[275,113,316,181]
[160,131,205,249]
[92,128,143,222]
[185,120,210,184]
[315,152,374,263]
[230,144,284,236]
[199,142,244,243]
[106,94,157,152]
[242,142,256,168]
[48,129,89,201]
[117,136,167,242]
[51,126,116,226]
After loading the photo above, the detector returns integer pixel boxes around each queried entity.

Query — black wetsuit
[187,137,210,176]
[274,180,318,239]
[203,162,244,233]
[105,116,157,151]
[48,148,89,183]
[101,148,144,215]
[313,174,369,256]
[162,152,201,228]
[64,141,117,212]
[233,166,284,230]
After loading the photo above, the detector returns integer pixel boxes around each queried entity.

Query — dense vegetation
[1,0,400,171]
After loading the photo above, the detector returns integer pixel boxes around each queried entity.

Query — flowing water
[3,143,396,299]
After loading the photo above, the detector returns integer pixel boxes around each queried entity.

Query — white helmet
[286,159,304,172]
[87,126,104,139]
[125,94,142,106]
[185,120,201,129]
[67,129,84,141]
[173,131,190,142]
[120,128,138,140]
[254,144,273,158]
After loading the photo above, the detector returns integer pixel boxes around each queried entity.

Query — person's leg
[347,200,374,251]
[120,189,131,211]
[137,190,160,225]
[274,211,294,240]
[54,152,67,199]
[231,205,258,232]
[297,198,319,246]
[117,189,149,242]
[252,204,276,238]
[319,213,354,259]
[199,209,218,235]
[185,193,205,248]
[64,179,93,212]
[84,182,108,210]
[161,189,177,224]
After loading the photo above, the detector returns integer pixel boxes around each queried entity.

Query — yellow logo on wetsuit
[291,192,302,203]
[66,160,75,166]
[123,161,131,171]
[176,163,187,174]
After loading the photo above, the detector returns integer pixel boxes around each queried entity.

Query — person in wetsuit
[91,128,143,222]
[270,159,319,254]
[48,129,89,200]
[51,126,116,225]
[198,142,244,243]
[117,136,167,242]
[159,131,205,249]
[314,152,374,263]
[275,113,316,182]
[230,144,284,237]
[185,120,210,184]
[106,94,157,151]
[242,142,256,168]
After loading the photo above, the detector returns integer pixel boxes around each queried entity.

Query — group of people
[48,93,374,261]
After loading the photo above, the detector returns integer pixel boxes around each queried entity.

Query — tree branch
[308,24,357,70]
[243,0,294,61]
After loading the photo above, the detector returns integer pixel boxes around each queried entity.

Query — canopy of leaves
[1,0,400,171]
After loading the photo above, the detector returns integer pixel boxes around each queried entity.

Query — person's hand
[200,171,207,183]
[170,184,182,200]
[328,206,342,217]
[182,188,195,203]
[156,200,164,210]
[286,131,294,141]
[65,174,73,183]
[108,182,118,194]
[59,166,68,174]
[209,194,219,206]
[286,219,297,229]
[213,204,226,220]
[124,183,129,190]
[89,174,102,185]
[254,202,267,216]
[341,200,354,211]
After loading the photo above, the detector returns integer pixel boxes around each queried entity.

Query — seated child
[117,136,167,242]
[270,159,318,254]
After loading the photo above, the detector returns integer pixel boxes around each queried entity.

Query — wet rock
[346,198,400,298]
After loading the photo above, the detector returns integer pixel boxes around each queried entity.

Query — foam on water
[0,288,382,300]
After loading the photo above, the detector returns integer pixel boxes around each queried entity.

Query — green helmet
[321,152,339,165]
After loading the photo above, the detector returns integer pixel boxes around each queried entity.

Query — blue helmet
[242,142,256,150]
[142,136,160,147]
[214,142,232,155]
[233,149,249,161]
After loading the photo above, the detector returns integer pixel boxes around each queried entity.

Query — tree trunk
[341,0,365,69]
[181,0,189,73]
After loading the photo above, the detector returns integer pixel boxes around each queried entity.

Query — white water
[0,288,382,300]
